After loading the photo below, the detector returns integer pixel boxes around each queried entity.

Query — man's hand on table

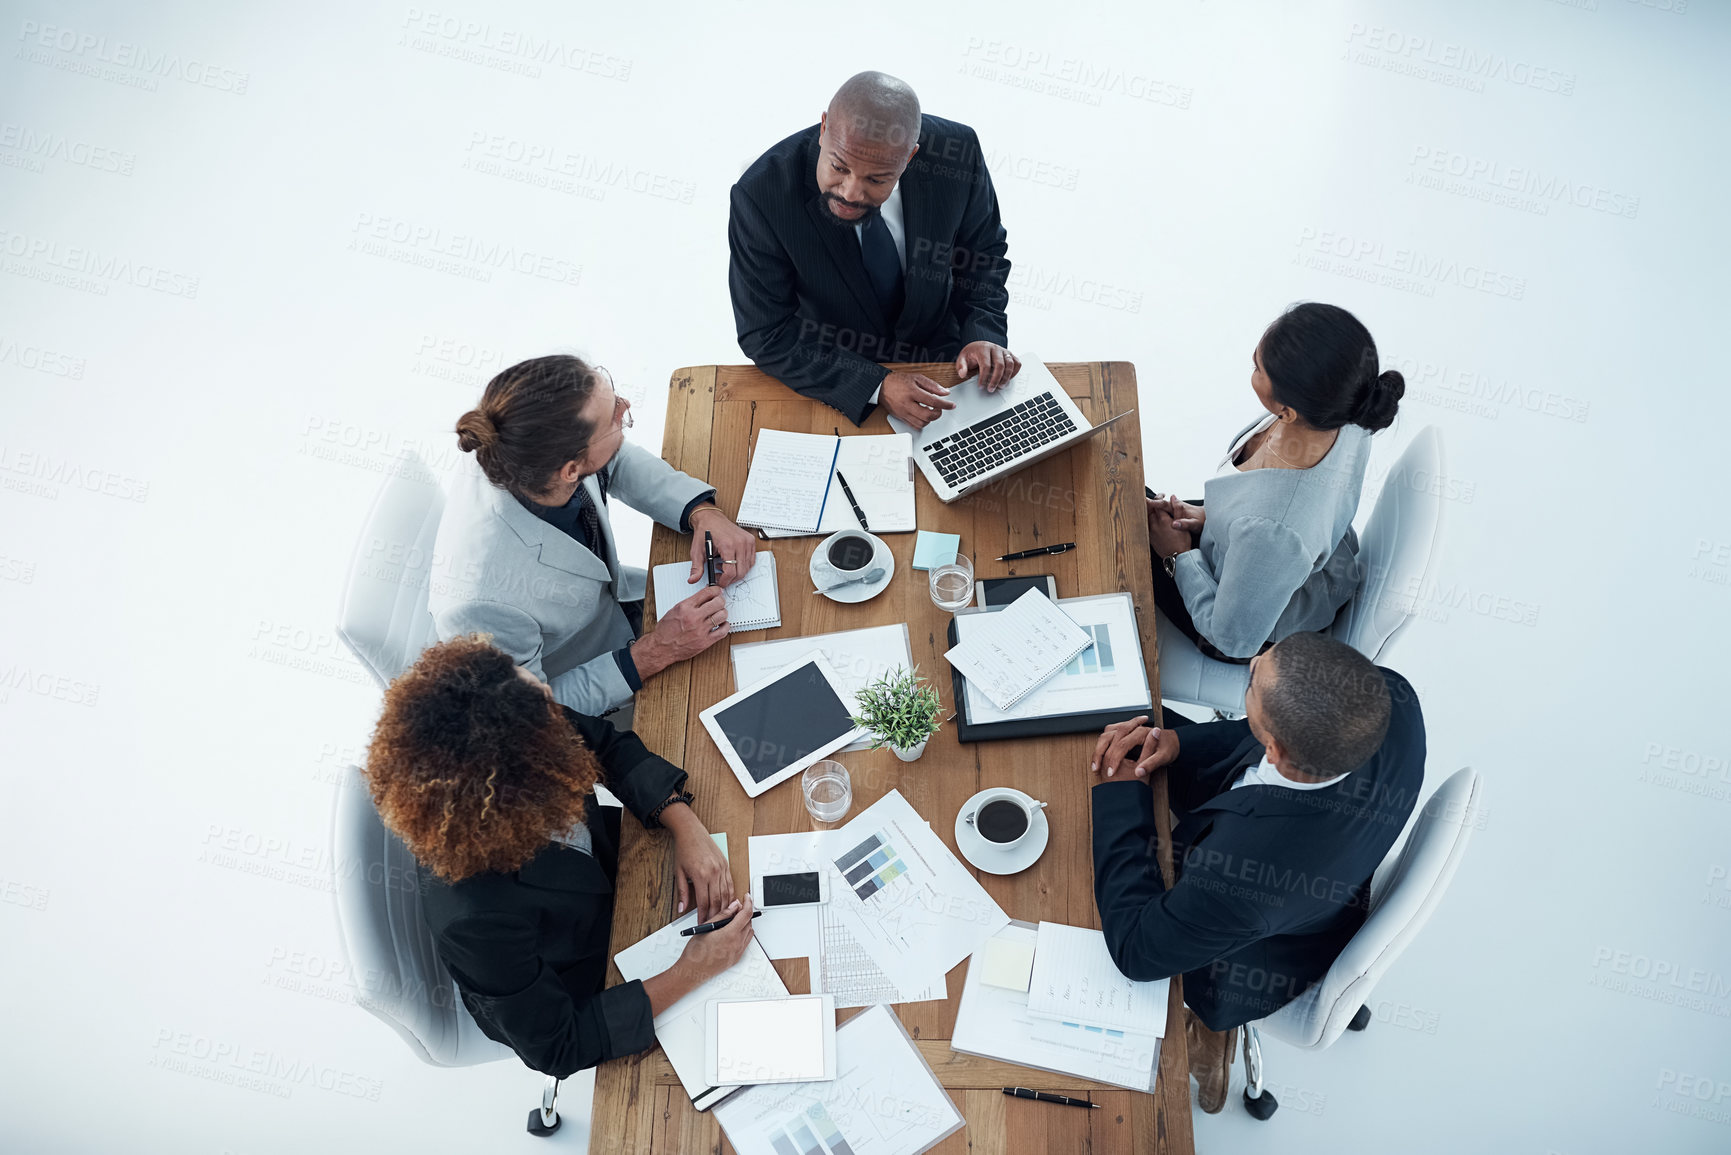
[1092,715,1180,781]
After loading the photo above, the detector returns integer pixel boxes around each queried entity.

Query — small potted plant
[852,665,945,761]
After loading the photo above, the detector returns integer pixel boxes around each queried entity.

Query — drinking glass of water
[928,552,974,612]
[802,760,853,824]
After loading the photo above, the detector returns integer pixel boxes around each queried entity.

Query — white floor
[4,1,1729,1151]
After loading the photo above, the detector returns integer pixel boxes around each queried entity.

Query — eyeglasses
[591,365,633,433]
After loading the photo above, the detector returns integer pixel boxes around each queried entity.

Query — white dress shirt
[1230,754,1346,792]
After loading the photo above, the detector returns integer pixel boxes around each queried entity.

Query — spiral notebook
[942,588,1094,711]
[651,553,781,631]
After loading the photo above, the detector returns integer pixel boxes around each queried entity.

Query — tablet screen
[712,661,856,784]
[714,997,828,1083]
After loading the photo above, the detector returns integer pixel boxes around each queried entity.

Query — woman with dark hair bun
[430,354,761,720]
[1148,303,1404,661]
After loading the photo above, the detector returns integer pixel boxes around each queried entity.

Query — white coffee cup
[964,787,1047,850]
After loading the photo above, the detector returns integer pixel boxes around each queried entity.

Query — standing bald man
[728,72,1018,428]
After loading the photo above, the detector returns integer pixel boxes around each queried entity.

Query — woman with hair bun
[432,354,759,719]
[1148,302,1404,661]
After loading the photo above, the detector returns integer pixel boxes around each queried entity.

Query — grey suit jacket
[430,444,711,714]
[1172,419,1371,659]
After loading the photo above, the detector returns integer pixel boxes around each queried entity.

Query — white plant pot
[891,737,928,762]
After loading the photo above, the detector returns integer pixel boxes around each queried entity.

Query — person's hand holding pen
[687,503,757,589]
[642,896,757,1017]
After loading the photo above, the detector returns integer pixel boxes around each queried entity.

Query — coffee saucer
[953,788,1050,875]
[810,531,895,604]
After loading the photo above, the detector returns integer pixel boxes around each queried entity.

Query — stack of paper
[731,623,914,753]
[952,922,1166,1093]
[943,588,1095,710]
[713,1005,963,1155]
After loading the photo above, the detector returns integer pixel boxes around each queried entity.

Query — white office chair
[330,763,570,1135]
[1157,426,1446,717]
[336,451,445,689]
[1238,766,1484,1120]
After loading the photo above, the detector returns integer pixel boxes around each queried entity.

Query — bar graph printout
[1025,920,1169,1038]
[714,1005,963,1155]
[823,790,1009,992]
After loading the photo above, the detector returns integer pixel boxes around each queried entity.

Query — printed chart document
[652,554,781,631]
[953,923,1160,1093]
[761,433,916,537]
[960,593,1151,723]
[714,1005,963,1155]
[614,911,789,1110]
[732,624,914,752]
[748,829,944,1007]
[825,790,1009,992]
[943,588,1094,711]
[1026,921,1170,1038]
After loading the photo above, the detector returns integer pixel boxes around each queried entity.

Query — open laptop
[887,357,1134,502]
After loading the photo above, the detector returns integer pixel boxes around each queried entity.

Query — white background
[3,1,1729,1151]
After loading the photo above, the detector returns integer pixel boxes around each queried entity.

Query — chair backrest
[1152,608,1253,717]
[329,763,514,1068]
[1331,426,1445,662]
[336,452,445,689]
[1264,767,1482,1049]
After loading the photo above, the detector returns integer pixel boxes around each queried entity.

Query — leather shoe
[1185,1008,1238,1114]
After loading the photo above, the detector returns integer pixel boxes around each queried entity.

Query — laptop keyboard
[924,394,1077,488]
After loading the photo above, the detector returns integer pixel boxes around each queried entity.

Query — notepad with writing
[651,553,781,631]
[942,588,1094,711]
[736,429,914,536]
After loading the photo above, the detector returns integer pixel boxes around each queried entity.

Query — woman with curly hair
[364,633,755,1078]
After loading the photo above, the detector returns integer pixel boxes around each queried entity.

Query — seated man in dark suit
[729,70,1018,428]
[363,634,757,1078]
[1089,631,1425,1113]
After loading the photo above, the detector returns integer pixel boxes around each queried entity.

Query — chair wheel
[527,1108,562,1136]
[1348,1005,1371,1032]
[1243,1088,1279,1120]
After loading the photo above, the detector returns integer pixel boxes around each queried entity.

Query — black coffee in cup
[977,798,1030,844]
[826,534,874,573]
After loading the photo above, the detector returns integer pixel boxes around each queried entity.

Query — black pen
[998,542,1075,562]
[835,469,870,531]
[678,910,764,937]
[1003,1087,1099,1109]
[704,530,721,587]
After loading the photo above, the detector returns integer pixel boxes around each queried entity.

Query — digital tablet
[975,573,1057,608]
[699,650,864,799]
[704,995,837,1087]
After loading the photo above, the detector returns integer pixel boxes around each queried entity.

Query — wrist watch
[1162,548,1187,578]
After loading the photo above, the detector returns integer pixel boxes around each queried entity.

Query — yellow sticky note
[978,935,1036,992]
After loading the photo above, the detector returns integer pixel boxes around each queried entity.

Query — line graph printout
[1024,921,1169,1038]
[825,790,1008,992]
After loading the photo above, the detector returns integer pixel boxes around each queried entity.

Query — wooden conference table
[593,361,1193,1155]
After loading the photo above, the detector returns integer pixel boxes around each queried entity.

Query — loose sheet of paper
[652,553,781,630]
[732,624,914,752]
[961,593,1151,723]
[952,924,1160,1093]
[747,831,827,962]
[736,430,841,533]
[1026,921,1170,1038]
[714,1005,963,1155]
[943,588,1094,711]
[613,912,789,1105]
[824,790,1009,993]
[761,434,915,537]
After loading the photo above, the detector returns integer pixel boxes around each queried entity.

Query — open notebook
[651,553,781,631]
[735,430,915,536]
[943,588,1094,711]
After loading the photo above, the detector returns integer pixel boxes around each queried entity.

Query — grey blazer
[1171,419,1371,659]
[430,444,711,714]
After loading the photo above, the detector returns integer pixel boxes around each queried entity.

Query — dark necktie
[859,212,904,319]
[576,485,608,571]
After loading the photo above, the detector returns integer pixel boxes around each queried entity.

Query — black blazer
[1091,670,1426,1030]
[728,115,1012,424]
[419,708,687,1078]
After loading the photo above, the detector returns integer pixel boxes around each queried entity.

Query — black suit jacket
[728,115,1012,424]
[419,708,687,1078]
[1091,670,1426,1030]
